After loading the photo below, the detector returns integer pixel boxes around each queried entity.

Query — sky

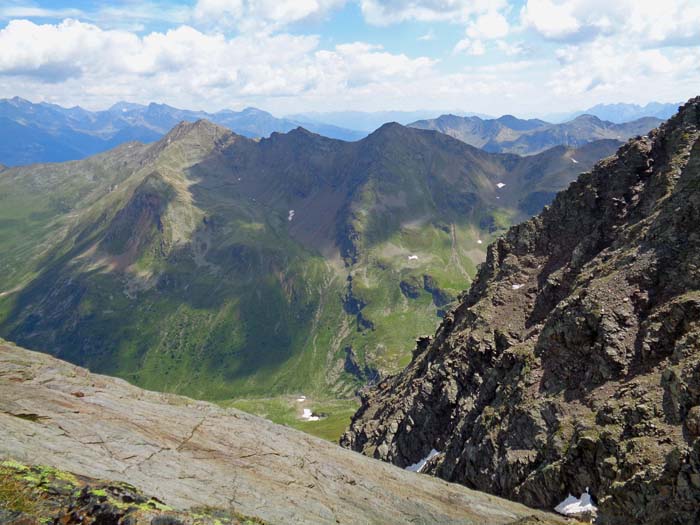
[0,0,698,117]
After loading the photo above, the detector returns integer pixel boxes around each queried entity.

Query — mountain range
[286,110,493,133]
[1,97,670,168]
[0,97,363,166]
[342,97,700,524]
[0,117,619,400]
[409,113,663,155]
[549,101,681,123]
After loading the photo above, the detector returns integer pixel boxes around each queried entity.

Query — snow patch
[511,284,524,290]
[406,449,440,473]
[288,209,295,221]
[554,489,598,516]
[571,157,579,164]
[496,182,506,189]
[300,408,319,422]
[408,255,419,261]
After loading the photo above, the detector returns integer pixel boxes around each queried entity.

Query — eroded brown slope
[342,98,700,524]
[0,339,566,525]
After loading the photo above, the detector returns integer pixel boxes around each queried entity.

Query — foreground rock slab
[0,341,565,525]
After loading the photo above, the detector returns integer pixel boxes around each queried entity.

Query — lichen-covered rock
[341,97,700,525]
[0,461,259,525]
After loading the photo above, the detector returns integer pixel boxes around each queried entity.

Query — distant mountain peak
[7,96,30,106]
[239,106,270,115]
[146,101,178,112]
[556,101,682,124]
[494,114,548,131]
[268,126,323,143]
[158,119,232,146]
[289,125,317,136]
[369,121,406,136]
[108,101,146,113]
[409,111,660,155]
[571,113,604,123]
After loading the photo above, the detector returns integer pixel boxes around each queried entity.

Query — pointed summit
[364,121,411,142]
[160,119,233,144]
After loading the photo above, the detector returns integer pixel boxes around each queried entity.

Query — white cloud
[453,9,509,55]
[418,29,435,41]
[359,0,504,25]
[496,40,525,56]
[324,42,434,82]
[549,38,699,97]
[520,0,581,39]
[521,0,700,45]
[0,19,112,81]
[466,11,509,40]
[453,38,485,56]
[193,0,346,31]
[0,18,436,111]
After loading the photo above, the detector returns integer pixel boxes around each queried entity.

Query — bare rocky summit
[0,339,566,525]
[342,98,700,524]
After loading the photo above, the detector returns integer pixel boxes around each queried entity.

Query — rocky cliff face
[341,98,700,524]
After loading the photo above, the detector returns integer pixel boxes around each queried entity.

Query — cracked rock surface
[342,98,700,525]
[0,340,565,525]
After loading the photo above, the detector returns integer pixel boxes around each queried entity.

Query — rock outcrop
[341,97,700,524]
[0,460,264,525]
[0,339,566,525]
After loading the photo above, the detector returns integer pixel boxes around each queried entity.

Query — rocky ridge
[342,98,700,524]
[0,339,567,525]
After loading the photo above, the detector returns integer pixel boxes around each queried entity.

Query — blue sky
[0,1,698,117]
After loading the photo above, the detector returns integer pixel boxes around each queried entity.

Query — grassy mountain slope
[0,121,618,399]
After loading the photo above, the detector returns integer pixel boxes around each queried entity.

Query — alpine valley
[0,113,624,404]
[2,1,700,523]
